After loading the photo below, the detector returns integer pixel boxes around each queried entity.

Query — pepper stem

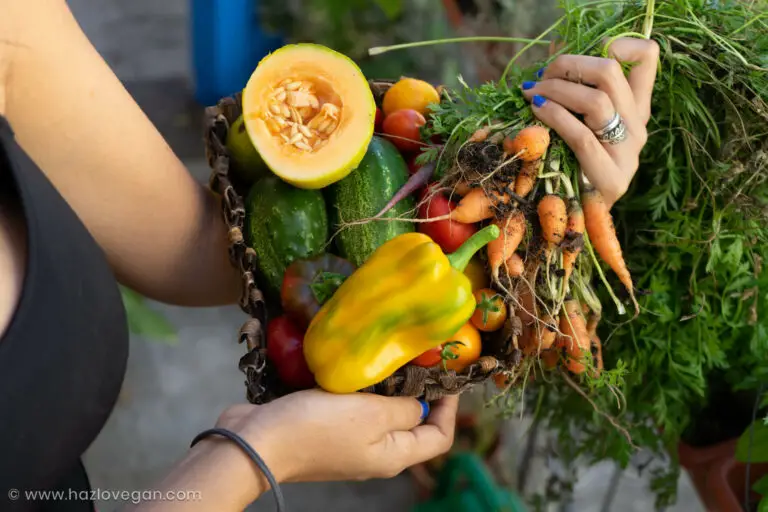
[446,224,500,271]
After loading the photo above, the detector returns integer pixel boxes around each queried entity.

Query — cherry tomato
[266,316,316,390]
[410,345,443,367]
[470,288,507,332]
[382,109,425,153]
[417,185,478,253]
[442,323,482,372]
[374,107,384,132]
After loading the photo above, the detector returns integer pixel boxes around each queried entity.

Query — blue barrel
[190,0,283,106]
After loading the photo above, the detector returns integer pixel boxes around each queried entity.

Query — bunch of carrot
[414,124,637,378]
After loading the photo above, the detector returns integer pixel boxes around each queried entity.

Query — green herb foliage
[417,0,768,506]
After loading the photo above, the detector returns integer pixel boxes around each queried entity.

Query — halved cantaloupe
[240,44,376,189]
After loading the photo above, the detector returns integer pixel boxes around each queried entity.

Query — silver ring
[593,112,627,145]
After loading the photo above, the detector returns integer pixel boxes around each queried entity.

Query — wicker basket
[203,81,521,405]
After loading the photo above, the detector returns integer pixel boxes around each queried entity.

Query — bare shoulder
[0,199,27,339]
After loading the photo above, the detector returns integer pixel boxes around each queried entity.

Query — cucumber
[327,136,415,267]
[244,175,329,298]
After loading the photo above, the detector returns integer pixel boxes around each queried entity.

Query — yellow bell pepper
[303,224,500,393]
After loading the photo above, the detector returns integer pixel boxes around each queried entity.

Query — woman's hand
[216,390,458,485]
[134,391,457,511]
[521,37,660,207]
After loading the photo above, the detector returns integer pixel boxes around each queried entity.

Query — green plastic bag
[411,452,527,512]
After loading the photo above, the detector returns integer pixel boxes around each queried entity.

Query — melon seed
[317,119,333,134]
[294,140,313,151]
[270,104,282,116]
[285,81,303,91]
[288,133,303,144]
[298,125,312,137]
[280,104,291,118]
[290,107,302,124]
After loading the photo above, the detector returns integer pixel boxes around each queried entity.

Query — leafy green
[120,286,177,342]
[736,420,768,464]
[754,474,768,497]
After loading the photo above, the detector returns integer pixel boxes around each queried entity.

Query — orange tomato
[442,323,482,372]
[382,78,440,117]
[470,288,507,332]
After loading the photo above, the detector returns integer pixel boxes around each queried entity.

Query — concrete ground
[65,0,704,510]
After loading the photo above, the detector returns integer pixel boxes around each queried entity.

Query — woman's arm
[2,0,240,306]
[129,390,459,511]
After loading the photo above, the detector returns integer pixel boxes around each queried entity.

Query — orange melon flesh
[241,44,376,189]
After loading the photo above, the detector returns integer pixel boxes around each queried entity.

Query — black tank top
[0,115,129,510]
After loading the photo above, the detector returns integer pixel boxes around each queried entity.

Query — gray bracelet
[191,427,286,511]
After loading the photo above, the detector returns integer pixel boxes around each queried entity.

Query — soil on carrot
[455,141,507,179]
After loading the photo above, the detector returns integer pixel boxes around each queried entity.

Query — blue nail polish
[418,399,430,421]
[521,81,537,91]
[536,67,547,79]
[532,95,547,108]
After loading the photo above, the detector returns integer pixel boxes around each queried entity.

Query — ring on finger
[593,111,628,145]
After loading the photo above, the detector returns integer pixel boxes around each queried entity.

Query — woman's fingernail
[536,67,547,79]
[418,399,430,421]
[521,81,537,91]
[533,95,547,108]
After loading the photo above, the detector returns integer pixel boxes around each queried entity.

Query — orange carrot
[504,252,525,277]
[453,180,473,196]
[487,210,526,279]
[514,160,539,197]
[562,198,585,283]
[517,283,536,327]
[590,334,604,377]
[449,187,510,224]
[469,127,490,142]
[541,345,560,369]
[559,299,591,375]
[503,126,550,162]
[586,310,601,339]
[524,314,557,355]
[582,184,638,313]
[539,314,557,351]
[538,194,567,251]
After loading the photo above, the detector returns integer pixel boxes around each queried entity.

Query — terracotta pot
[678,438,738,511]
[708,454,768,511]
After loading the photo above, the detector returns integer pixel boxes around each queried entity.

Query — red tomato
[407,155,421,175]
[374,107,384,132]
[410,345,443,367]
[382,109,425,153]
[266,316,316,390]
[417,185,478,253]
